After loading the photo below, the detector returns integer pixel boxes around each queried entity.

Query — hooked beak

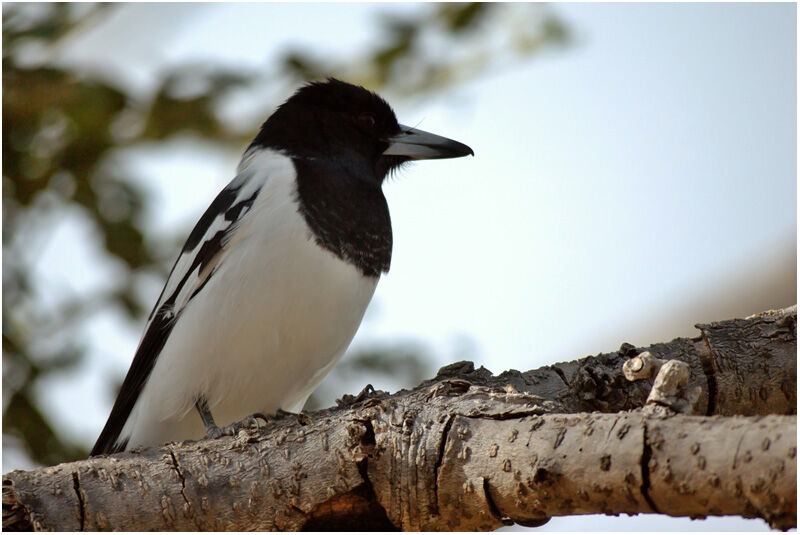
[383,124,474,160]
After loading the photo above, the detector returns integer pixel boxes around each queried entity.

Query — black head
[249,78,473,183]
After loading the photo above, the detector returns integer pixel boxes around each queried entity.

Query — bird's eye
[357,114,376,129]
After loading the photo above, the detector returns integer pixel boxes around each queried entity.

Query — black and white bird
[91,79,473,455]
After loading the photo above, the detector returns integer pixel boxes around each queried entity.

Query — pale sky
[8,3,796,531]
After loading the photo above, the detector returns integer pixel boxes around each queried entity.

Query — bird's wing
[91,169,264,455]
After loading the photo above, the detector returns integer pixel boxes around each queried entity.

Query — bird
[91,78,473,455]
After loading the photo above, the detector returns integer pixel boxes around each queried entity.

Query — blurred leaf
[4,390,87,466]
[283,50,328,81]
[440,3,487,32]
[542,16,570,45]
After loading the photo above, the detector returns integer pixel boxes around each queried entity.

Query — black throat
[292,154,392,278]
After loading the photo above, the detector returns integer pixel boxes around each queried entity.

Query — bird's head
[249,78,473,182]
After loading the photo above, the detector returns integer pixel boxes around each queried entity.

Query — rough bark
[435,413,795,530]
[3,307,796,531]
[547,305,796,417]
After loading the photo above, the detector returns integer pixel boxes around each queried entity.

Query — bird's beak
[383,124,474,160]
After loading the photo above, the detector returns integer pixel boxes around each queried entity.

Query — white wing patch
[146,169,265,328]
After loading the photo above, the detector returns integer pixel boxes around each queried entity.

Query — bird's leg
[195,397,216,427]
[195,397,269,439]
[195,397,223,439]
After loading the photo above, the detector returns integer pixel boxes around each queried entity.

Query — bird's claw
[204,412,269,439]
[271,408,312,425]
[274,409,295,419]
[336,384,377,408]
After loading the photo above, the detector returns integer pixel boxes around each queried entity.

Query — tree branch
[4,307,796,531]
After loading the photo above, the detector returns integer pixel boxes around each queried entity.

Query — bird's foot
[204,412,269,439]
[271,408,312,426]
[336,383,378,408]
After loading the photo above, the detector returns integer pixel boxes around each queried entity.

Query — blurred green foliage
[2,3,568,467]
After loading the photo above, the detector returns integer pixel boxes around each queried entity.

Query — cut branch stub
[622,351,667,381]
[624,354,702,414]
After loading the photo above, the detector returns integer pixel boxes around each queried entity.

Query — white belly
[121,155,378,449]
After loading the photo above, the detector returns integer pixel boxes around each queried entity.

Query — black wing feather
[90,179,257,456]
[91,304,175,455]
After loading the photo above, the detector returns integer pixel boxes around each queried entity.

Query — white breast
[120,150,378,449]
